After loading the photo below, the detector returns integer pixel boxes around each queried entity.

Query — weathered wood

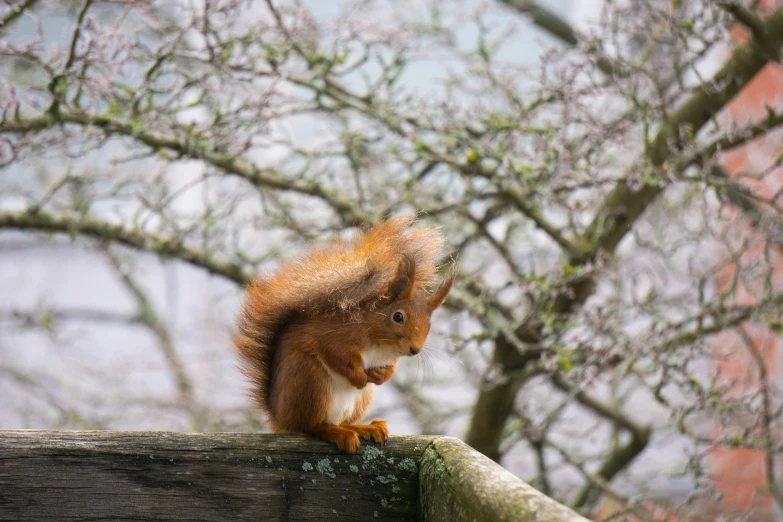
[419,437,590,522]
[1,430,590,522]
[0,430,431,521]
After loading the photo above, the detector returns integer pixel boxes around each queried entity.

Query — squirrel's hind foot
[310,423,361,453]
[343,419,389,444]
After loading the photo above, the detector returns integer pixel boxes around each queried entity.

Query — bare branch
[582,7,783,260]
[551,374,651,510]
[0,210,251,284]
[466,5,783,465]
[699,107,783,158]
[719,0,768,44]
[105,249,194,402]
[499,0,620,76]
[736,327,783,511]
[0,0,40,31]
[0,111,369,227]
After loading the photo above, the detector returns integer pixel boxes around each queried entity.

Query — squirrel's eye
[392,311,404,324]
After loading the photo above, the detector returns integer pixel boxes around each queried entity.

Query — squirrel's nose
[409,346,421,355]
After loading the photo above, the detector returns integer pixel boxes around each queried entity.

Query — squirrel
[233,214,455,453]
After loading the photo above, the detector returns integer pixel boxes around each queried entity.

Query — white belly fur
[324,346,401,425]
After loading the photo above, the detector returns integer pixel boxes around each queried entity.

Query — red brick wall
[707,0,783,517]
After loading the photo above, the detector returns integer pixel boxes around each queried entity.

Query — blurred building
[709,0,783,519]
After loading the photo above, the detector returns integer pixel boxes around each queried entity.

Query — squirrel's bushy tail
[233,214,446,414]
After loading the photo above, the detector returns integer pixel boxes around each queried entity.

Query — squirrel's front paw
[366,366,395,385]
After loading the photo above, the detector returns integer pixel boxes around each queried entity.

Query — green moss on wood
[419,437,590,522]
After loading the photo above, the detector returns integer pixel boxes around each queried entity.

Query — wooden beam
[0,430,430,521]
[419,437,590,522]
[1,430,591,521]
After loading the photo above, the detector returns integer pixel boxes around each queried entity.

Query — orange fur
[233,215,455,453]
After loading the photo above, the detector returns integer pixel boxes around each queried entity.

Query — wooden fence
[0,430,589,521]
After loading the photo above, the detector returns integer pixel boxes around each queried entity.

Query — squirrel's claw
[368,420,389,443]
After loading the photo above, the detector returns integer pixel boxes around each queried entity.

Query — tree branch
[105,250,193,402]
[466,5,783,464]
[551,374,651,511]
[0,210,251,285]
[582,7,783,260]
[502,186,585,258]
[707,165,783,248]
[499,0,620,76]
[735,327,783,511]
[699,107,783,158]
[500,0,578,46]
[0,0,40,32]
[464,334,541,462]
[0,111,369,227]
[547,440,655,521]
[719,0,768,44]
[551,374,648,439]
[0,307,138,327]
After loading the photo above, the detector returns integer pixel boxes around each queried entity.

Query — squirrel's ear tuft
[388,254,415,301]
[427,265,456,312]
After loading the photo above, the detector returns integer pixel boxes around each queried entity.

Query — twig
[735,327,783,511]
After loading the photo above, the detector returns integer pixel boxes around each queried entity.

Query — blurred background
[2,0,783,519]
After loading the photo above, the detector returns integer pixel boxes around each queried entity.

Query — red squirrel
[233,215,455,453]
